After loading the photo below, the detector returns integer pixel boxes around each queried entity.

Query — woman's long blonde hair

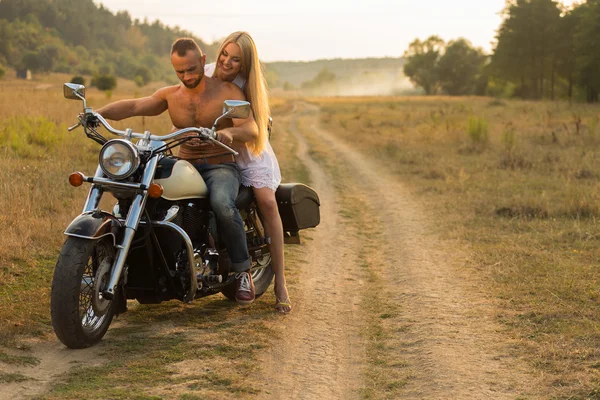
[215,31,270,155]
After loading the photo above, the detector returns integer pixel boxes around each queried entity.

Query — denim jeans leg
[196,163,251,272]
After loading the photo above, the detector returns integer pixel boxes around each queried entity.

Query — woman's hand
[216,129,235,146]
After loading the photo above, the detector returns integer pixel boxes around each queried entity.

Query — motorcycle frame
[65,140,199,303]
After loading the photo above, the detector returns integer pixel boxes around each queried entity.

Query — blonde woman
[207,31,290,313]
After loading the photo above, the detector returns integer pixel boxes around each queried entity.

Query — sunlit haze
[97,0,578,62]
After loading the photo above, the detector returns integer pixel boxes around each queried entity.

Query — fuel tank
[154,158,207,200]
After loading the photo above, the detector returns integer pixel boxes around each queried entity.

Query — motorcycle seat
[234,185,254,210]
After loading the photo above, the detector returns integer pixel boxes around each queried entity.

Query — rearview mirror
[63,83,86,100]
[222,100,251,119]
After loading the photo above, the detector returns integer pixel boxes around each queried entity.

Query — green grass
[0,372,32,383]
[0,351,40,366]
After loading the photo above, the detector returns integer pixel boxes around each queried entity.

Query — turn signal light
[68,172,84,187]
[147,183,164,198]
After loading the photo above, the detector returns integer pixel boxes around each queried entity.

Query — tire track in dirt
[286,102,541,399]
[259,108,367,399]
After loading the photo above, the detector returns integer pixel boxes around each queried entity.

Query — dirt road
[259,102,540,399]
[1,101,539,399]
[258,107,368,399]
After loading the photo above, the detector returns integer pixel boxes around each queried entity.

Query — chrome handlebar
[82,111,238,155]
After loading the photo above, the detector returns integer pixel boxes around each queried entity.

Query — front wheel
[51,237,117,348]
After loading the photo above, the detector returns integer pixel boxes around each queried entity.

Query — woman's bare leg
[253,187,290,312]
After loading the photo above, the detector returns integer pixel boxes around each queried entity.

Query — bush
[501,124,516,152]
[467,116,489,144]
[486,78,515,98]
[70,76,85,86]
[0,64,5,80]
[134,66,152,86]
[92,74,117,91]
[0,116,65,158]
[133,75,145,88]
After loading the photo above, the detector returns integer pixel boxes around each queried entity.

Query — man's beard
[183,75,202,89]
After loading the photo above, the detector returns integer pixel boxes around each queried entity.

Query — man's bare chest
[168,94,222,129]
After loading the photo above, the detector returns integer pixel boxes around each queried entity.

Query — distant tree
[20,51,41,72]
[37,43,61,72]
[0,0,219,82]
[77,62,96,76]
[283,81,295,91]
[403,36,444,95]
[313,68,336,84]
[490,0,562,99]
[140,54,161,71]
[54,62,71,73]
[301,67,337,91]
[115,10,132,30]
[437,39,487,96]
[92,75,117,91]
[71,76,85,85]
[574,0,600,102]
[123,26,147,55]
[0,20,12,63]
[98,64,114,76]
[556,5,585,99]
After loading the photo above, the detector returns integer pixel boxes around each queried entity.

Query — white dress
[205,63,282,191]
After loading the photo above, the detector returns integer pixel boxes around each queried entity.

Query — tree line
[404,0,600,102]
[0,0,219,86]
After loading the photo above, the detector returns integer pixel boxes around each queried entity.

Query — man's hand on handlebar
[182,127,215,148]
[80,113,100,129]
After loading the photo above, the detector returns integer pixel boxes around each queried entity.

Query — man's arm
[96,86,173,121]
[215,84,259,145]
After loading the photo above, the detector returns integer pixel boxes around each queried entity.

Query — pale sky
[97,0,578,62]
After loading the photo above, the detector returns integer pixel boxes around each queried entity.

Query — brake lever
[68,122,82,131]
[204,136,239,156]
[194,129,238,156]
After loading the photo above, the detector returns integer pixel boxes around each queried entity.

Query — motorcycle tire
[51,237,117,349]
[220,255,275,301]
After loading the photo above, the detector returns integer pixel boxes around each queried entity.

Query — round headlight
[99,139,140,179]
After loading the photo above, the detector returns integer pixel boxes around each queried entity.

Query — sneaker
[235,271,255,305]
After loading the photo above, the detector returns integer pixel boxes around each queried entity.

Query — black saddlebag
[275,183,320,232]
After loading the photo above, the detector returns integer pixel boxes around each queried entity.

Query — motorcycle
[51,83,320,349]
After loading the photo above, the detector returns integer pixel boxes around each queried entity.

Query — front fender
[64,211,122,246]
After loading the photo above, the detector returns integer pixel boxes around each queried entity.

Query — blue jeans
[195,162,251,272]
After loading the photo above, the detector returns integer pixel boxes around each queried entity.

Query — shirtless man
[96,38,258,304]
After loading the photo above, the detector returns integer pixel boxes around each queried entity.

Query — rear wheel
[51,237,117,348]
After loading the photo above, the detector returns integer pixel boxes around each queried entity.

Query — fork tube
[82,165,104,213]
[103,156,159,299]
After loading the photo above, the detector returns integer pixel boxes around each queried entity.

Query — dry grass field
[1,72,600,398]
[0,74,175,340]
[0,75,314,399]
[310,95,600,398]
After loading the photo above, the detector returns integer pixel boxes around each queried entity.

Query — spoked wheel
[51,237,117,348]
